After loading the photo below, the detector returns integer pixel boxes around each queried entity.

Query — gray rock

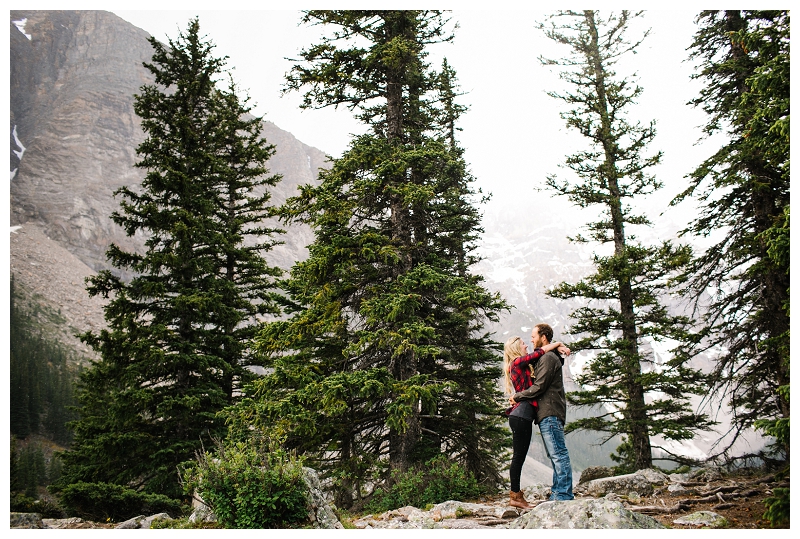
[437,519,494,529]
[302,467,344,529]
[578,465,615,484]
[579,468,668,497]
[187,503,216,524]
[667,483,687,494]
[41,517,81,529]
[430,500,514,520]
[11,512,44,529]
[142,513,172,528]
[523,483,551,501]
[352,499,519,530]
[690,466,724,482]
[669,472,689,483]
[507,498,666,529]
[115,515,146,529]
[115,513,172,529]
[637,468,669,484]
[674,510,729,528]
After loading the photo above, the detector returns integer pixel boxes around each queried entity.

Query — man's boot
[509,490,532,509]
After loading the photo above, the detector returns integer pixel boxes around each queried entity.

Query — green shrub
[365,455,486,513]
[180,440,309,529]
[149,516,221,529]
[10,493,66,519]
[57,481,183,522]
[763,486,789,528]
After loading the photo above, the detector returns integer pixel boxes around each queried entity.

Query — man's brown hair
[535,323,554,345]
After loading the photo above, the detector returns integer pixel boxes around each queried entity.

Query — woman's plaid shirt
[508,348,546,414]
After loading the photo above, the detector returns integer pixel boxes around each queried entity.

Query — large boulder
[577,468,669,497]
[507,498,666,529]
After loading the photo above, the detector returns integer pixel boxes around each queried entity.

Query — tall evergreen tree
[56,18,283,498]
[227,11,508,507]
[538,10,714,471]
[676,10,789,460]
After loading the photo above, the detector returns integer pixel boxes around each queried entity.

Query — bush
[57,481,183,522]
[763,486,789,528]
[10,493,66,519]
[180,439,309,529]
[365,455,486,513]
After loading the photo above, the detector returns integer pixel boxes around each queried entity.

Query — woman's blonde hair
[503,336,529,396]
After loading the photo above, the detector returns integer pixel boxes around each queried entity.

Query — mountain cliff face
[10,10,327,275]
[9,10,327,353]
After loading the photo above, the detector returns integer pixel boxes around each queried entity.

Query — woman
[503,334,570,509]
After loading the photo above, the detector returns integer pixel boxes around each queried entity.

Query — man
[510,323,574,501]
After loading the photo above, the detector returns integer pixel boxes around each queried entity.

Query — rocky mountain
[9,10,759,481]
[9,10,327,357]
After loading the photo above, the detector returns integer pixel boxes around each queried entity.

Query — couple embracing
[503,323,574,509]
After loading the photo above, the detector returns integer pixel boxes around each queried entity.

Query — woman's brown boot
[509,490,532,509]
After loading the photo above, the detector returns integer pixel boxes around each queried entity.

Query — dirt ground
[630,472,788,529]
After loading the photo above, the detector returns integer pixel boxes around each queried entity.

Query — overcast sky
[108,6,723,238]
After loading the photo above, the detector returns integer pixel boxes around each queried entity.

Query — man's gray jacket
[512,350,566,424]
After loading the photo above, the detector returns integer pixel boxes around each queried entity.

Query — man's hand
[509,396,517,405]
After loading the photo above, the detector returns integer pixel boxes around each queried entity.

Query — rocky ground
[627,471,785,529]
[347,467,787,529]
[14,467,785,529]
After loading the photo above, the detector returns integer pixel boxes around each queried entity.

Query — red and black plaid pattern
[508,348,545,413]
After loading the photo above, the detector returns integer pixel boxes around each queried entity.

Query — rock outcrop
[576,468,669,498]
[508,498,665,529]
[302,467,344,529]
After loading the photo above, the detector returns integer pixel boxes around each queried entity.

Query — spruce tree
[677,10,789,460]
[56,18,282,498]
[538,10,714,471]
[228,11,508,507]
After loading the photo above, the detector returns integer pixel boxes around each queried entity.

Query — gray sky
[110,6,721,239]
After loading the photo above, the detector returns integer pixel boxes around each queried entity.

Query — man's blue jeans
[539,415,574,500]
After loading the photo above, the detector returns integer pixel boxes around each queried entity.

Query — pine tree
[538,10,714,471]
[56,18,283,498]
[227,11,508,507]
[676,10,789,460]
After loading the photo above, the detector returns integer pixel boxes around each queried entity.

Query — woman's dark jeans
[508,415,533,492]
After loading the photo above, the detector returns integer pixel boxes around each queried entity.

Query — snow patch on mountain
[12,125,27,161]
[13,18,32,40]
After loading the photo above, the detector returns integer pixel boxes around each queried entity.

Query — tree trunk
[384,11,419,474]
[585,10,651,469]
